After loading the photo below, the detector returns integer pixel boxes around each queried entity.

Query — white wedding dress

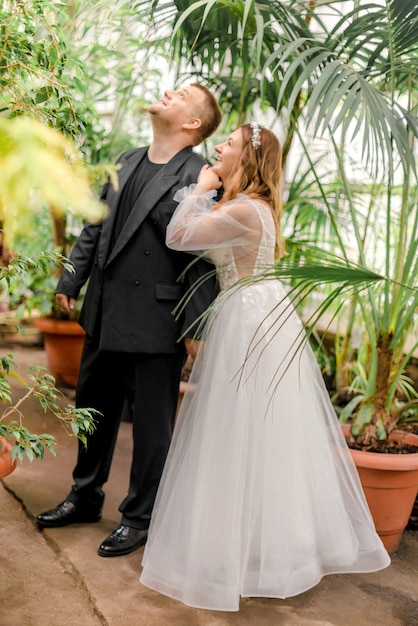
[140,187,390,611]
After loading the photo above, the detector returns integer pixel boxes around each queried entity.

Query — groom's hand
[184,338,201,360]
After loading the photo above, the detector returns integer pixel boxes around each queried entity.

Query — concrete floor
[1,344,417,626]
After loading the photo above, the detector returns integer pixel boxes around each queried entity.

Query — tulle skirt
[140,279,390,611]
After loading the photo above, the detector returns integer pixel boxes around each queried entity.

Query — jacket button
[134,278,141,285]
[144,249,151,255]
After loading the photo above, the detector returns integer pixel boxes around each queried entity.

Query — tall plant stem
[335,292,357,395]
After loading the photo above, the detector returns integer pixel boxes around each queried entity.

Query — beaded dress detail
[212,198,275,291]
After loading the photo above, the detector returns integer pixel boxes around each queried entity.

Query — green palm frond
[142,1,418,175]
[264,42,417,176]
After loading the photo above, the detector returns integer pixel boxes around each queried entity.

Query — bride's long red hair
[218,124,285,260]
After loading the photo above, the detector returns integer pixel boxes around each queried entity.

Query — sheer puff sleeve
[167,185,263,261]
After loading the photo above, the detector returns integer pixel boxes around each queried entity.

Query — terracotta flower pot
[34,317,86,388]
[342,425,418,553]
[0,437,17,479]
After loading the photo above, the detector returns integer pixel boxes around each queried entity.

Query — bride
[140,123,390,611]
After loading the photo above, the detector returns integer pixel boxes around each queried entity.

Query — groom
[35,84,221,557]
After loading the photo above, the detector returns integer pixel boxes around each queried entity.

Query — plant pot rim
[341,423,418,470]
[34,316,85,335]
[349,447,418,471]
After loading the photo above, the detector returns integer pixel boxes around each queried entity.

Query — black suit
[57,146,215,529]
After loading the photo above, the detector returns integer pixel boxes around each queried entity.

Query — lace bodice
[167,187,276,291]
[211,201,276,290]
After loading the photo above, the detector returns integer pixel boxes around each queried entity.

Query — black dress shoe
[35,500,102,528]
[97,525,148,557]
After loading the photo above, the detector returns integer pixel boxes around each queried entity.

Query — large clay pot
[0,437,17,479]
[34,317,86,388]
[343,426,418,554]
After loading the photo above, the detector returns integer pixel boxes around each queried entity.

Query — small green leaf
[376,419,387,441]
[351,403,374,437]
[338,394,364,423]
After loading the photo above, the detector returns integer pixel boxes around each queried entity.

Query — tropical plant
[0,0,158,318]
[0,114,107,461]
[139,0,418,448]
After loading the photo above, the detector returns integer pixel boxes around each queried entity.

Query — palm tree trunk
[360,333,395,444]
[374,334,394,414]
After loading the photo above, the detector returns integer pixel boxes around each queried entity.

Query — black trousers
[67,333,184,529]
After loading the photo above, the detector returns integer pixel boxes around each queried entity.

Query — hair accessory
[250,121,261,150]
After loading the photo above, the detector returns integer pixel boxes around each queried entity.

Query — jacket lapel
[98,148,148,268]
[105,147,194,267]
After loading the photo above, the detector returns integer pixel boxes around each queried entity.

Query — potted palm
[142,0,418,552]
[260,0,418,553]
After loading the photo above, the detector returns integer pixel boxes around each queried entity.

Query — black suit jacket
[57,146,216,353]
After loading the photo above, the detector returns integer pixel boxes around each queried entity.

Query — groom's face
[147,85,205,130]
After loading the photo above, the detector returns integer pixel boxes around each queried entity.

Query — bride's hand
[194,164,222,193]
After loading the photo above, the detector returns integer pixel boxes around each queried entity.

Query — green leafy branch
[0,358,98,462]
